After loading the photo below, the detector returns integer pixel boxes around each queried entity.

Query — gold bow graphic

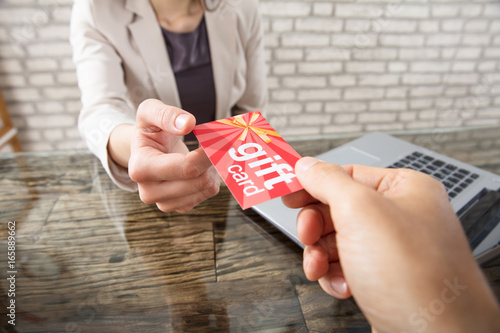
[217,112,280,143]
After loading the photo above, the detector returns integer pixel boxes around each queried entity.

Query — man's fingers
[136,99,196,136]
[297,204,334,245]
[130,147,212,183]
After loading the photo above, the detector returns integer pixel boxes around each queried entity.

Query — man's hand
[283,157,500,333]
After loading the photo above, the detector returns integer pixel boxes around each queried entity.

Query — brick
[388,62,408,73]
[6,102,35,116]
[266,103,302,116]
[0,43,26,58]
[402,74,441,85]
[0,59,23,74]
[36,24,70,40]
[426,34,461,46]
[26,58,58,71]
[329,75,356,87]
[419,20,439,33]
[272,19,293,33]
[460,4,484,18]
[305,48,350,61]
[3,88,40,102]
[274,49,303,61]
[298,62,342,74]
[282,76,327,88]
[26,114,75,128]
[264,34,279,48]
[0,8,46,24]
[431,4,460,18]
[260,2,311,17]
[271,90,296,101]
[376,20,417,33]
[0,74,26,87]
[43,128,64,141]
[352,48,397,60]
[344,88,384,100]
[399,48,440,60]
[462,34,491,46]
[406,121,436,130]
[323,124,363,134]
[410,99,434,110]
[344,19,370,33]
[64,100,82,113]
[295,18,342,32]
[483,4,500,18]
[443,74,479,85]
[358,112,397,123]
[358,74,399,86]
[455,47,482,59]
[435,97,454,109]
[464,20,489,32]
[290,114,331,126]
[29,73,55,86]
[445,86,468,97]
[442,19,464,32]
[305,102,322,113]
[279,126,321,137]
[477,61,497,72]
[399,111,417,122]
[452,61,476,72]
[313,3,334,16]
[410,61,452,73]
[298,89,341,101]
[484,48,500,59]
[335,4,384,18]
[333,113,356,124]
[266,77,279,89]
[370,100,406,111]
[325,102,367,113]
[419,109,439,120]
[27,42,73,57]
[36,101,65,113]
[366,123,404,131]
[386,87,407,99]
[389,4,429,19]
[56,71,78,84]
[380,34,424,47]
[52,7,72,23]
[43,87,81,99]
[282,33,330,47]
[346,61,385,73]
[272,63,295,75]
[410,86,445,97]
[332,33,377,48]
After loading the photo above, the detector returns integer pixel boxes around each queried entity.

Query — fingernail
[175,114,191,130]
[296,157,320,173]
[330,276,348,296]
[304,253,311,271]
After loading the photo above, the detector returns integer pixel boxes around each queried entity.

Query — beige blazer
[70,0,267,190]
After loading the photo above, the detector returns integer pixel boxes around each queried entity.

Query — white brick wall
[0,0,499,152]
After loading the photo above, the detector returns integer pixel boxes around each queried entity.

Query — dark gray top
[161,16,216,142]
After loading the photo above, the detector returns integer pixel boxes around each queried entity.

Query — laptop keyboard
[388,151,479,200]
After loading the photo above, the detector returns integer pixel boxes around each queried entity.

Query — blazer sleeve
[70,0,138,191]
[232,0,268,115]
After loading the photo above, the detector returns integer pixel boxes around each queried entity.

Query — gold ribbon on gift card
[217,112,281,143]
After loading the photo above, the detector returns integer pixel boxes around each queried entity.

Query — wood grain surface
[1,128,499,332]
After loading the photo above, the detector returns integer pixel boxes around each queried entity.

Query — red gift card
[193,111,303,209]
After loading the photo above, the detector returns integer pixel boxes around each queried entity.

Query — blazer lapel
[125,0,181,107]
[205,8,237,119]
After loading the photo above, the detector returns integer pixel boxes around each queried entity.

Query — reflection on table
[0,127,499,332]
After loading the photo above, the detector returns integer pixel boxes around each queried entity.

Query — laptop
[252,132,500,264]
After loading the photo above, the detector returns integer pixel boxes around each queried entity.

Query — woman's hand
[127,99,220,213]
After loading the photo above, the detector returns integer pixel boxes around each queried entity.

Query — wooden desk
[1,128,499,332]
